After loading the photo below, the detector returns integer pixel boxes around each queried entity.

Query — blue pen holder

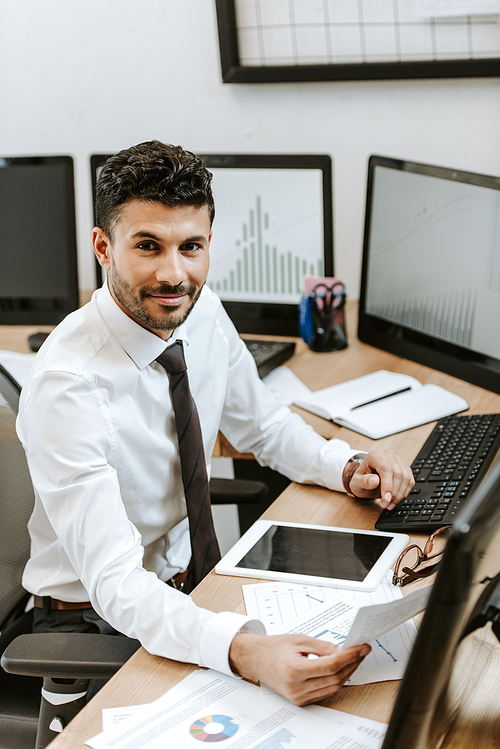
[299,280,348,352]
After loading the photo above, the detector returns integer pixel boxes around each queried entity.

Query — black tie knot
[156,340,187,374]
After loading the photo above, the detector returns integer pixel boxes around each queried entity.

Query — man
[18,141,414,706]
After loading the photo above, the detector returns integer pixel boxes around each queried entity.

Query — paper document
[100,698,387,749]
[262,365,312,405]
[291,370,467,439]
[244,576,428,685]
[0,349,36,388]
[306,705,387,748]
[275,585,429,649]
[102,704,149,731]
[242,573,406,633]
[87,669,379,749]
[341,585,431,649]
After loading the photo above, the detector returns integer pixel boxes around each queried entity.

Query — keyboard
[375,413,500,533]
[244,339,296,379]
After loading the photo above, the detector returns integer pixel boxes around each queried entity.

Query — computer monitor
[382,455,500,748]
[90,152,333,336]
[0,155,79,325]
[358,156,500,395]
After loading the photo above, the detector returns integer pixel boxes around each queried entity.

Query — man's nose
[156,250,185,286]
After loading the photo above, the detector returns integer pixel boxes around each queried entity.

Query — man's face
[93,200,212,339]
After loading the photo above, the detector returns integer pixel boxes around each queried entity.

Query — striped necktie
[156,341,221,593]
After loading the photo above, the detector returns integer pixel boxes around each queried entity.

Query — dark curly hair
[95,140,215,239]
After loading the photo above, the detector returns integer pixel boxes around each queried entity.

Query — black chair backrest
[0,364,35,628]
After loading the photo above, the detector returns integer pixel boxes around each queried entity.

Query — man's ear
[92,227,112,270]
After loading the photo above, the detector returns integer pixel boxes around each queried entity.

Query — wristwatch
[342,452,369,498]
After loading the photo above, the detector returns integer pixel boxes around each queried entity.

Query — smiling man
[18,141,413,706]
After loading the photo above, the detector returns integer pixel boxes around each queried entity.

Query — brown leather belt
[34,596,93,611]
[34,570,189,611]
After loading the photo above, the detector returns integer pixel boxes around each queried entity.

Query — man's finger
[300,644,370,676]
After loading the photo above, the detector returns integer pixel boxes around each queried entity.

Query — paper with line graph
[243,574,422,684]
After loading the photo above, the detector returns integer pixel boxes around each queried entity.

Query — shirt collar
[95,282,189,369]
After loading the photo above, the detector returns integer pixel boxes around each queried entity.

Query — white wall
[1,0,499,297]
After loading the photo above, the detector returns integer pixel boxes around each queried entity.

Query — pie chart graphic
[189,714,239,742]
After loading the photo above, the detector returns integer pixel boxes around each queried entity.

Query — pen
[350,386,412,411]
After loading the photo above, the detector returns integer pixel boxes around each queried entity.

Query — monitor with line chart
[90,152,333,336]
[358,155,500,394]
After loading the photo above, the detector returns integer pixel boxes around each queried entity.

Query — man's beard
[110,268,203,332]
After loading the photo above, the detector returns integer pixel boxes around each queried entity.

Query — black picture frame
[215,0,500,83]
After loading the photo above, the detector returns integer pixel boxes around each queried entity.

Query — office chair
[0,363,267,749]
[0,364,141,749]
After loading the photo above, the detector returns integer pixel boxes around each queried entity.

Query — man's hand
[228,633,370,706]
[348,450,414,510]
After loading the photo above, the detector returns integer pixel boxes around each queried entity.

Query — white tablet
[215,520,409,592]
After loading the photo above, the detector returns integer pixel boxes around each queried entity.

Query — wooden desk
[2,309,500,747]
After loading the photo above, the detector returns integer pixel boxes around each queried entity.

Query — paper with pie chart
[86,669,382,749]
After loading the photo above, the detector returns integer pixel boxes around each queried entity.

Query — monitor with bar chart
[358,155,500,394]
[199,153,333,334]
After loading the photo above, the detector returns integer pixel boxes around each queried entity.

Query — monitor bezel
[0,155,79,326]
[358,155,500,395]
[90,152,334,336]
[381,455,500,748]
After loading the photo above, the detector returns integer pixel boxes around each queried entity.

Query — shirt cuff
[198,611,266,677]
[318,440,365,493]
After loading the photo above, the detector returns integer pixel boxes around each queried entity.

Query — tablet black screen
[235,525,392,582]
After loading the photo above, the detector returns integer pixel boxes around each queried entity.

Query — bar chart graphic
[206,168,324,304]
[369,288,477,347]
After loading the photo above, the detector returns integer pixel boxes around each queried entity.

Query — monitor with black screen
[382,455,500,748]
[358,156,500,394]
[91,152,333,336]
[0,156,79,326]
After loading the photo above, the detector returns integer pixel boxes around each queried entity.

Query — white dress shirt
[18,283,358,675]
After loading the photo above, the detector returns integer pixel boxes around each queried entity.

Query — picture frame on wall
[215,0,500,83]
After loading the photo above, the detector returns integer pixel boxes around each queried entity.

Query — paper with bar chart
[206,168,324,304]
[365,166,500,362]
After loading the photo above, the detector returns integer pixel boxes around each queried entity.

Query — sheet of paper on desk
[100,699,387,749]
[86,669,379,749]
[0,349,36,388]
[262,365,312,405]
[306,704,387,747]
[243,575,426,685]
[342,584,431,650]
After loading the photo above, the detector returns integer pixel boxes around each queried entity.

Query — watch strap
[342,452,369,498]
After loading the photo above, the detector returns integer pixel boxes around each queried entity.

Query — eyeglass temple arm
[461,569,500,644]
[395,562,441,587]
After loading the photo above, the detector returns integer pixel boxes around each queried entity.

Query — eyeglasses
[392,526,450,587]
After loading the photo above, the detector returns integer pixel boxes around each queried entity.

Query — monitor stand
[462,570,500,643]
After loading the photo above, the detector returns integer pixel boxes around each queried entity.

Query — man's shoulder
[30,297,113,381]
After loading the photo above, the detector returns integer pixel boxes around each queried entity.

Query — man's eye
[137,242,158,252]
[182,242,200,252]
